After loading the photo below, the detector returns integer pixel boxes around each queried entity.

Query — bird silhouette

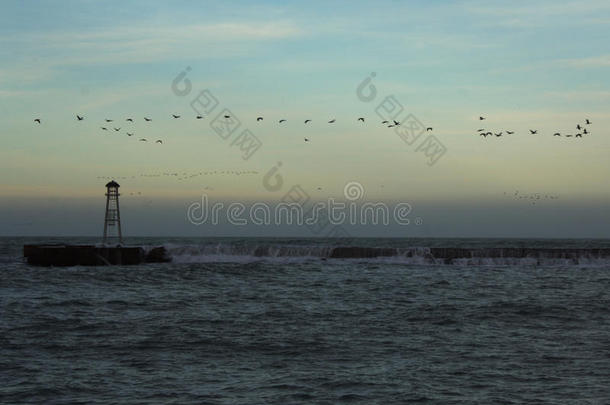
[304,119,311,124]
[393,120,400,126]
[565,134,573,138]
[583,128,589,134]
[381,120,389,124]
[114,128,121,131]
[156,140,163,144]
[575,133,582,138]
[486,132,492,136]
[105,119,113,122]
[279,119,286,123]
[426,127,433,131]
[388,124,395,128]
[506,131,514,135]
[127,133,133,136]
[495,132,502,137]
[139,138,147,142]
[586,119,591,125]
[358,117,365,122]
[144,117,152,121]
[34,118,41,124]
[553,133,561,136]
[224,115,231,119]
[196,115,203,119]
[304,137,309,142]
[126,118,133,122]
[477,129,485,132]
[172,114,180,119]
[101,127,108,131]
[479,116,485,120]
[577,124,582,130]
[480,133,489,137]
[77,115,84,121]
[530,130,537,134]
[256,117,263,121]
[328,119,336,123]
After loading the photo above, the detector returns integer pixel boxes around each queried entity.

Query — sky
[1,0,609,237]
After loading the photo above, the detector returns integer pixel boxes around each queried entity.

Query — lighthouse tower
[103,180,123,245]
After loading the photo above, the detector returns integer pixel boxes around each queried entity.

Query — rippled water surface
[2,237,610,404]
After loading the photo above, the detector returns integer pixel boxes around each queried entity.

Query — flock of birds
[504,190,560,205]
[34,115,165,143]
[33,114,435,143]
[96,170,258,181]
[476,116,593,138]
[33,113,594,143]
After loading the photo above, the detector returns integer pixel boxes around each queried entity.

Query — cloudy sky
[1,0,609,237]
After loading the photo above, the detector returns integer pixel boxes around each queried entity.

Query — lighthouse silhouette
[103,180,123,245]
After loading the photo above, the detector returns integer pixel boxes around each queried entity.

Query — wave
[162,243,610,266]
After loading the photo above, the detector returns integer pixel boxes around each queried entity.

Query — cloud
[544,89,610,101]
[0,20,303,78]
[558,54,610,68]
[465,0,610,28]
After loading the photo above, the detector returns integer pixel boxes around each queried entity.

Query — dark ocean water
[2,237,610,404]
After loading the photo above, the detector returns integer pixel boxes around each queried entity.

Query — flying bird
[144,117,152,121]
[105,119,113,122]
[479,116,485,120]
[577,124,582,130]
[495,132,503,137]
[304,137,309,142]
[114,128,121,131]
[256,117,263,121]
[101,127,108,131]
[480,133,489,137]
[477,129,485,132]
[426,127,433,131]
[34,118,41,124]
[328,119,336,123]
[172,114,180,119]
[393,120,400,126]
[279,119,286,123]
[196,115,203,119]
[127,133,133,136]
[76,115,84,121]
[224,115,231,119]
[304,119,311,124]
[126,118,133,122]
[565,134,573,137]
[530,130,537,134]
[388,124,395,128]
[575,133,582,138]
[156,140,163,144]
[553,133,561,136]
[381,120,389,124]
[506,131,514,135]
[583,128,588,134]
[358,117,365,122]
[139,138,147,142]
[586,119,591,124]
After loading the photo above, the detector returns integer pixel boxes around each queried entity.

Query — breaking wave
[163,243,610,266]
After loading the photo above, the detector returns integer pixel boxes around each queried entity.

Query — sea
[2,237,609,404]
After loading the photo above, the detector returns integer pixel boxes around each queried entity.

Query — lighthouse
[103,180,123,245]
[23,180,171,265]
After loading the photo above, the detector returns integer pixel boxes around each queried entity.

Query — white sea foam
[161,243,610,267]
